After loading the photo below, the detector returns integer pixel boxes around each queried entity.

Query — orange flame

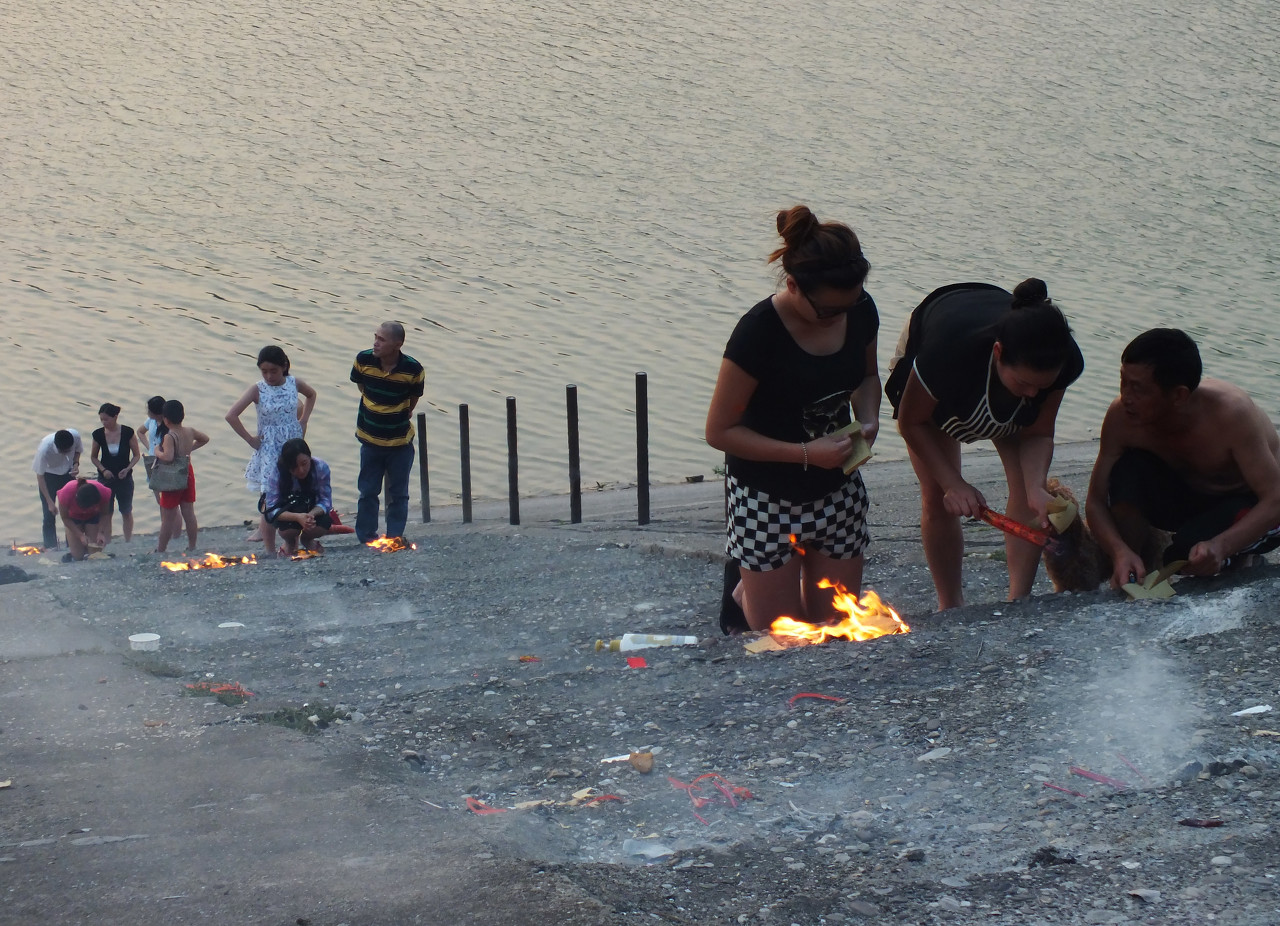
[10,544,42,555]
[768,580,909,646]
[161,553,257,571]
[365,536,416,552]
[291,549,322,561]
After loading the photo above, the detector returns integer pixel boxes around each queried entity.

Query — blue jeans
[356,442,415,541]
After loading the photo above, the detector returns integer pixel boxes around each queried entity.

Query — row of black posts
[415,372,652,527]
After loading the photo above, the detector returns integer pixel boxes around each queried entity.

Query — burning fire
[291,549,322,561]
[768,580,909,646]
[161,553,257,571]
[365,536,416,552]
[10,543,42,556]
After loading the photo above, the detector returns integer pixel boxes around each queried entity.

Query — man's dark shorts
[1108,449,1280,564]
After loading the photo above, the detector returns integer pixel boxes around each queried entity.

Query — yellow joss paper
[830,422,873,474]
[1046,494,1078,533]
[1123,560,1188,600]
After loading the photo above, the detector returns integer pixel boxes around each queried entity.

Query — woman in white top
[225,346,317,545]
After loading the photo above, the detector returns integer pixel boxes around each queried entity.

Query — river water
[2,0,1277,544]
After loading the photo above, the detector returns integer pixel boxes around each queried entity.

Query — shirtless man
[1085,328,1280,587]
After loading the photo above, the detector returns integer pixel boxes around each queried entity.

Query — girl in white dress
[225,346,318,545]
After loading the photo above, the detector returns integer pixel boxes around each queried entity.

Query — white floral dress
[244,375,301,493]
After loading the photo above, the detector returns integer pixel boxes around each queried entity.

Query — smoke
[1033,635,1204,786]
[1157,585,1253,642]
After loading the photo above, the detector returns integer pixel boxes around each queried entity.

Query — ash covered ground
[3,450,1280,925]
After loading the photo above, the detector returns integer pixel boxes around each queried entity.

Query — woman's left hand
[1026,486,1054,529]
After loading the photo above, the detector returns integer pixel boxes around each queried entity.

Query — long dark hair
[277,438,314,493]
[993,278,1073,371]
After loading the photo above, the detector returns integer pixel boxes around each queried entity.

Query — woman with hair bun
[884,278,1084,609]
[225,345,317,543]
[706,205,882,631]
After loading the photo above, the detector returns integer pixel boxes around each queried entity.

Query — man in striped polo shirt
[350,322,426,542]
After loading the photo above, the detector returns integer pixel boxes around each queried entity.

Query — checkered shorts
[726,472,870,571]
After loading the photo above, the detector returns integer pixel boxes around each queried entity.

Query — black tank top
[93,426,134,474]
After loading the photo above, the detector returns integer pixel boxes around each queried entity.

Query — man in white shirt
[33,429,82,548]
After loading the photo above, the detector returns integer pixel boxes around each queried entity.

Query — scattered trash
[668,773,754,825]
[628,752,654,774]
[1177,818,1224,828]
[787,692,846,709]
[1231,705,1273,716]
[1128,889,1161,904]
[1069,766,1130,790]
[1029,846,1076,867]
[1116,753,1152,786]
[622,838,674,859]
[517,655,541,663]
[916,747,952,762]
[1042,782,1088,798]
[1253,730,1280,737]
[142,720,166,728]
[743,635,786,654]
[217,622,245,629]
[465,796,505,815]
[625,656,647,669]
[128,633,160,652]
[0,780,11,789]
[596,634,699,652]
[185,681,254,706]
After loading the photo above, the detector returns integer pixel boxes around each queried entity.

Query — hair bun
[1011,277,1049,308]
[776,205,821,247]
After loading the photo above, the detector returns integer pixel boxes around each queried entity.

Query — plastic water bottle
[595,633,699,652]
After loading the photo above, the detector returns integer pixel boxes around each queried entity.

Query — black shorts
[1109,449,1280,563]
[106,474,134,516]
[270,510,333,532]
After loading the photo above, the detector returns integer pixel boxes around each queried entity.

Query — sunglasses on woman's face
[802,286,867,320]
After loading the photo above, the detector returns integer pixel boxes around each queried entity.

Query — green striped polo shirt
[350,349,426,447]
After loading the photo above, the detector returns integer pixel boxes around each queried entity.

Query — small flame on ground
[291,549,322,561]
[11,543,42,555]
[365,536,416,552]
[161,553,257,571]
[768,580,909,646]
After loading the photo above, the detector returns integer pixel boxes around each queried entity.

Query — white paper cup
[128,633,160,652]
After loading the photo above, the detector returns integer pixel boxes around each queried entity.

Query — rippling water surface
[2,0,1277,543]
